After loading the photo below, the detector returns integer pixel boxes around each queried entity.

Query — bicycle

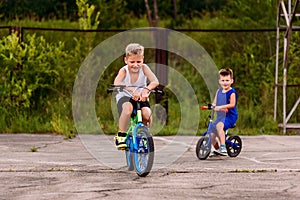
[107,84,163,177]
[196,104,242,160]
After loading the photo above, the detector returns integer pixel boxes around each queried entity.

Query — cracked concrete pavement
[0,134,300,200]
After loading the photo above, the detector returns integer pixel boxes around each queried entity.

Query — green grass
[0,100,291,137]
[30,146,38,152]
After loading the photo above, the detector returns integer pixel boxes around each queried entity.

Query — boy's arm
[114,68,126,85]
[113,68,135,93]
[228,92,237,108]
[139,64,159,102]
[142,64,159,90]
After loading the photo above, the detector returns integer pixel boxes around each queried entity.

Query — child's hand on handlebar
[140,88,150,102]
[213,105,228,113]
[213,105,221,111]
[132,89,141,101]
[131,87,150,102]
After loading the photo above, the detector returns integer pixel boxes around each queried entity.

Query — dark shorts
[117,96,150,116]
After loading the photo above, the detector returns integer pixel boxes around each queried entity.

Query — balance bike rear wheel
[226,135,242,157]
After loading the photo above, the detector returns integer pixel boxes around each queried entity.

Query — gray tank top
[116,65,147,103]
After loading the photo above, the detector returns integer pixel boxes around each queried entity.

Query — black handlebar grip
[155,89,164,95]
[107,89,114,94]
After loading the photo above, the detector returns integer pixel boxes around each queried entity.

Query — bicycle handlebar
[107,84,164,95]
[201,105,228,113]
[107,88,118,93]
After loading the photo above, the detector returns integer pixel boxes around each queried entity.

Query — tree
[144,0,159,27]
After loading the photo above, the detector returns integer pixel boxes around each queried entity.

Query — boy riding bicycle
[210,68,238,156]
[113,43,159,150]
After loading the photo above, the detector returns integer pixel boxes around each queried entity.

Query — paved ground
[0,134,300,200]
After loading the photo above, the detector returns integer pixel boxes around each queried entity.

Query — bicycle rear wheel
[226,135,242,157]
[133,127,154,177]
[196,135,211,160]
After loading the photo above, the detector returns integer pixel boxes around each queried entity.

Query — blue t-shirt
[215,87,238,128]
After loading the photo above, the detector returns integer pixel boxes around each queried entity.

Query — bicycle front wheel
[196,135,211,160]
[133,127,154,177]
[125,135,134,171]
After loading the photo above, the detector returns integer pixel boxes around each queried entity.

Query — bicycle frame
[126,102,146,152]
[201,109,215,145]
[203,108,236,148]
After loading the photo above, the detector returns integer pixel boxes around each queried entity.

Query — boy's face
[124,54,144,73]
[219,74,233,90]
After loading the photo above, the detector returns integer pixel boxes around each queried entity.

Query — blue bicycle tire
[133,126,154,177]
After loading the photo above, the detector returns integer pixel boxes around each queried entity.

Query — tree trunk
[144,0,159,27]
[153,0,158,27]
[173,0,177,20]
[144,0,153,26]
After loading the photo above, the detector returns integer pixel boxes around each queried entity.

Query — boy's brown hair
[219,68,233,79]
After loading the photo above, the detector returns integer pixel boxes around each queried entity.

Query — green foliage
[223,0,278,28]
[76,0,100,30]
[0,32,74,109]
[94,0,131,28]
[0,0,77,21]
[0,0,299,136]
[0,30,84,136]
[0,32,32,109]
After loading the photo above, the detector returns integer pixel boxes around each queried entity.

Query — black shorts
[117,96,150,116]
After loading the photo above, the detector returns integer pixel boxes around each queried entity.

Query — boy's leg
[119,102,133,132]
[209,123,220,149]
[115,101,133,150]
[140,101,151,127]
[214,122,227,156]
[141,107,152,127]
[211,133,220,149]
[209,133,219,157]
[216,122,225,146]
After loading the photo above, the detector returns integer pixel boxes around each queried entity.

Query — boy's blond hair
[125,43,144,57]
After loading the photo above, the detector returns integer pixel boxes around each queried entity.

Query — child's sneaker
[114,132,127,150]
[209,152,219,157]
[209,144,218,157]
[214,145,228,156]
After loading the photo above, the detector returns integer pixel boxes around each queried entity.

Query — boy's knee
[142,108,151,118]
[142,111,151,119]
[216,122,224,129]
[122,103,133,116]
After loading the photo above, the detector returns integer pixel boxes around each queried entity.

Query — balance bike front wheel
[196,136,211,160]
